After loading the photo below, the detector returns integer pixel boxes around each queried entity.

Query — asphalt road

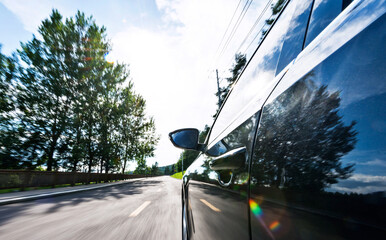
[0,176,182,240]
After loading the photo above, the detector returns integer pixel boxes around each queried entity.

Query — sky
[0,0,269,169]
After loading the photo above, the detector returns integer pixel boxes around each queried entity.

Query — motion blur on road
[0,176,181,240]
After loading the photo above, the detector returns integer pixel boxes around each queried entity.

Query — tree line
[0,10,158,173]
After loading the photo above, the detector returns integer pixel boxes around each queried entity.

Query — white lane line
[200,199,221,212]
[129,201,151,217]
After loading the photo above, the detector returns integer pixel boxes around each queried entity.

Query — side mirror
[169,128,203,151]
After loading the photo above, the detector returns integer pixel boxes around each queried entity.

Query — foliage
[175,150,199,172]
[214,53,246,118]
[0,10,158,173]
[262,0,286,38]
[252,76,357,191]
[157,164,174,175]
[0,46,20,169]
[163,165,172,175]
[150,162,159,175]
[133,158,151,174]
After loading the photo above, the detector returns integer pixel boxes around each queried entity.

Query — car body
[170,0,386,239]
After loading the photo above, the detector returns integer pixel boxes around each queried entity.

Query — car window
[208,0,298,147]
[304,0,353,48]
[275,0,314,75]
[206,111,260,157]
[249,11,385,239]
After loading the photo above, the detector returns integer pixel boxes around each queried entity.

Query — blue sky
[0,0,269,169]
[1,1,384,194]
[0,0,163,54]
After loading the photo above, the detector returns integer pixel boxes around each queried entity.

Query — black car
[170,0,386,239]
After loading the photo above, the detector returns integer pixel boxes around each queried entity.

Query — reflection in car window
[275,0,313,75]
[304,0,344,48]
[208,0,298,146]
[250,13,386,239]
[206,112,259,157]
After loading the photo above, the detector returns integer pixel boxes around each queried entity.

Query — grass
[171,171,186,179]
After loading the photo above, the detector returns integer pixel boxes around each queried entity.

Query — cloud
[109,0,267,166]
[358,159,386,168]
[349,174,386,183]
[109,24,217,166]
[0,0,269,168]
[330,173,386,194]
[280,0,386,106]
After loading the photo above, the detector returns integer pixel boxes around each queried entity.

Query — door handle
[209,147,247,171]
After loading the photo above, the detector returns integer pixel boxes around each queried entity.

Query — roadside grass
[171,171,186,179]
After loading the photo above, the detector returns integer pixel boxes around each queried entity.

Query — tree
[214,53,246,118]
[133,158,151,175]
[151,162,159,176]
[0,47,14,115]
[252,75,357,191]
[95,59,129,173]
[164,166,171,175]
[15,10,106,171]
[0,47,21,169]
[175,150,198,172]
[0,10,158,172]
[262,0,286,37]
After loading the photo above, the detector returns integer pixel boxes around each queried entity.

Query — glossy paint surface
[250,1,386,239]
[182,0,386,239]
[184,113,259,239]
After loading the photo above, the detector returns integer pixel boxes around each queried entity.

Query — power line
[224,0,289,70]
[234,0,273,55]
[223,0,273,72]
[214,0,243,56]
[212,0,282,80]
[218,0,254,61]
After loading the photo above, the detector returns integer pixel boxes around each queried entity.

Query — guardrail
[0,169,149,189]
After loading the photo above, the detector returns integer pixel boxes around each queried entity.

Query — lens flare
[250,199,275,239]
[249,199,262,217]
[269,221,280,231]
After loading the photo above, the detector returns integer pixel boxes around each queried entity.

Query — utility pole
[216,69,221,108]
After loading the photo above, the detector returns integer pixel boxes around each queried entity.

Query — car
[169,0,386,239]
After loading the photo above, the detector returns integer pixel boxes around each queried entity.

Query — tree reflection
[252,74,358,192]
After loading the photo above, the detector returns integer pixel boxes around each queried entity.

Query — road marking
[129,201,151,217]
[200,199,221,212]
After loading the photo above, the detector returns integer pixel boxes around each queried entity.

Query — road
[0,176,181,240]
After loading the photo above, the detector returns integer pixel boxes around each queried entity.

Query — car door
[182,0,315,239]
[249,0,386,239]
[183,113,259,240]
